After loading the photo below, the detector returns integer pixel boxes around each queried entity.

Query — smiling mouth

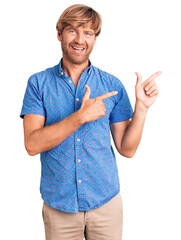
[71,46,85,53]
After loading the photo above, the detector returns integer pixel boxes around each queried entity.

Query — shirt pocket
[81,100,113,149]
[94,98,114,123]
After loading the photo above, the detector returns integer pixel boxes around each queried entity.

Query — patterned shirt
[20,58,133,213]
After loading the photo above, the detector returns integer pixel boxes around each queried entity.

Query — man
[20,4,162,240]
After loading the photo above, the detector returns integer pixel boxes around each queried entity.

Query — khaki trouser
[42,192,123,240]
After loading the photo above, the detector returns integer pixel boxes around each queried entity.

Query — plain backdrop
[0,0,181,239]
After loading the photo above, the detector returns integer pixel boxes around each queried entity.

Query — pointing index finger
[143,71,162,85]
[97,91,118,101]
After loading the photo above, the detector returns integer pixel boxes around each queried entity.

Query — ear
[57,31,62,42]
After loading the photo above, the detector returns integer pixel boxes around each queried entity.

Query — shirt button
[77,138,80,142]
[61,72,63,75]
[76,98,79,101]
[78,159,81,162]
[78,179,82,183]
[69,80,72,83]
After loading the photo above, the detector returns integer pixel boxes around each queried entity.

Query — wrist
[76,109,87,125]
[135,100,148,114]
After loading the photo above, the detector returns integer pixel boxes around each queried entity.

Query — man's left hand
[135,71,162,109]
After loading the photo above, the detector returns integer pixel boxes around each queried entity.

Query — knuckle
[150,81,154,87]
[153,89,159,95]
[150,80,154,85]
[147,82,151,87]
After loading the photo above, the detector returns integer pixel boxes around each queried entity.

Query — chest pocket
[94,98,115,123]
[44,91,75,126]
[81,101,113,149]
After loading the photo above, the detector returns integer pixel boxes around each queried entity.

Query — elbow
[124,153,135,158]
[27,150,37,156]
[119,149,135,158]
[119,143,137,158]
[25,142,37,156]
[25,147,37,156]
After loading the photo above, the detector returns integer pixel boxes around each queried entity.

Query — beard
[61,39,94,65]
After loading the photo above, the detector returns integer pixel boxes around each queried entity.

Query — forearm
[121,101,148,158]
[27,110,85,156]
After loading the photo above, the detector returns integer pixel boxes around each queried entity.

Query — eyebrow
[65,25,76,31]
[84,30,94,34]
[65,25,94,34]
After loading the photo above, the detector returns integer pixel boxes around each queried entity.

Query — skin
[23,22,162,157]
[110,71,162,158]
[57,24,97,86]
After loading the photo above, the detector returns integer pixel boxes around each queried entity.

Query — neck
[62,57,89,82]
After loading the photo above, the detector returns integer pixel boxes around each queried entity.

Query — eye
[69,30,76,34]
[85,32,92,37]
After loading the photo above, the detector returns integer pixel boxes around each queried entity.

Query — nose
[74,32,84,45]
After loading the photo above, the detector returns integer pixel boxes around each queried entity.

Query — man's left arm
[110,71,162,158]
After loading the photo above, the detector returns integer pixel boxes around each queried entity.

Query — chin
[68,56,89,65]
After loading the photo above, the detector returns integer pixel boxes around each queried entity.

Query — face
[57,24,97,65]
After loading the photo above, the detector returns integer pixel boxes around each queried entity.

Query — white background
[0,0,181,239]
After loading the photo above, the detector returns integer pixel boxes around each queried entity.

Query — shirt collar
[58,58,93,77]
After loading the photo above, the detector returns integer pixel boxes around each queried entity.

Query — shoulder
[27,63,58,89]
[29,63,58,81]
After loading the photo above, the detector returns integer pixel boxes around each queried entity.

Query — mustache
[71,44,86,48]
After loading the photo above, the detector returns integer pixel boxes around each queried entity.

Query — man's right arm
[23,111,85,156]
[23,84,118,156]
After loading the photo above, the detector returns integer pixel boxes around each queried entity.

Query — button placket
[75,135,82,187]
[74,72,91,203]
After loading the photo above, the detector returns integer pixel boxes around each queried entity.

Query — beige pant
[42,192,123,240]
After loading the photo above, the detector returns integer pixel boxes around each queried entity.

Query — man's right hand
[79,85,118,123]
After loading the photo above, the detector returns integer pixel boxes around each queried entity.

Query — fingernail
[114,91,118,94]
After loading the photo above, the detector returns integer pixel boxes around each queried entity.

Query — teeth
[72,46,84,50]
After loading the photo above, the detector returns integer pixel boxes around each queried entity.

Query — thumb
[135,72,142,86]
[82,84,91,102]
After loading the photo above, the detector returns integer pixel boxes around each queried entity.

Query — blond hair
[56,4,102,36]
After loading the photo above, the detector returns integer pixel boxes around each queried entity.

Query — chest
[42,78,115,126]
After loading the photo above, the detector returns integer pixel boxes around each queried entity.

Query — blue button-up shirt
[20,58,133,213]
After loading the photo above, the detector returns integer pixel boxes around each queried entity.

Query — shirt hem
[110,113,133,123]
[40,189,120,213]
[78,189,120,212]
[41,195,80,213]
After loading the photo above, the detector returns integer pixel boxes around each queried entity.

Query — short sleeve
[109,78,133,123]
[20,74,45,119]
